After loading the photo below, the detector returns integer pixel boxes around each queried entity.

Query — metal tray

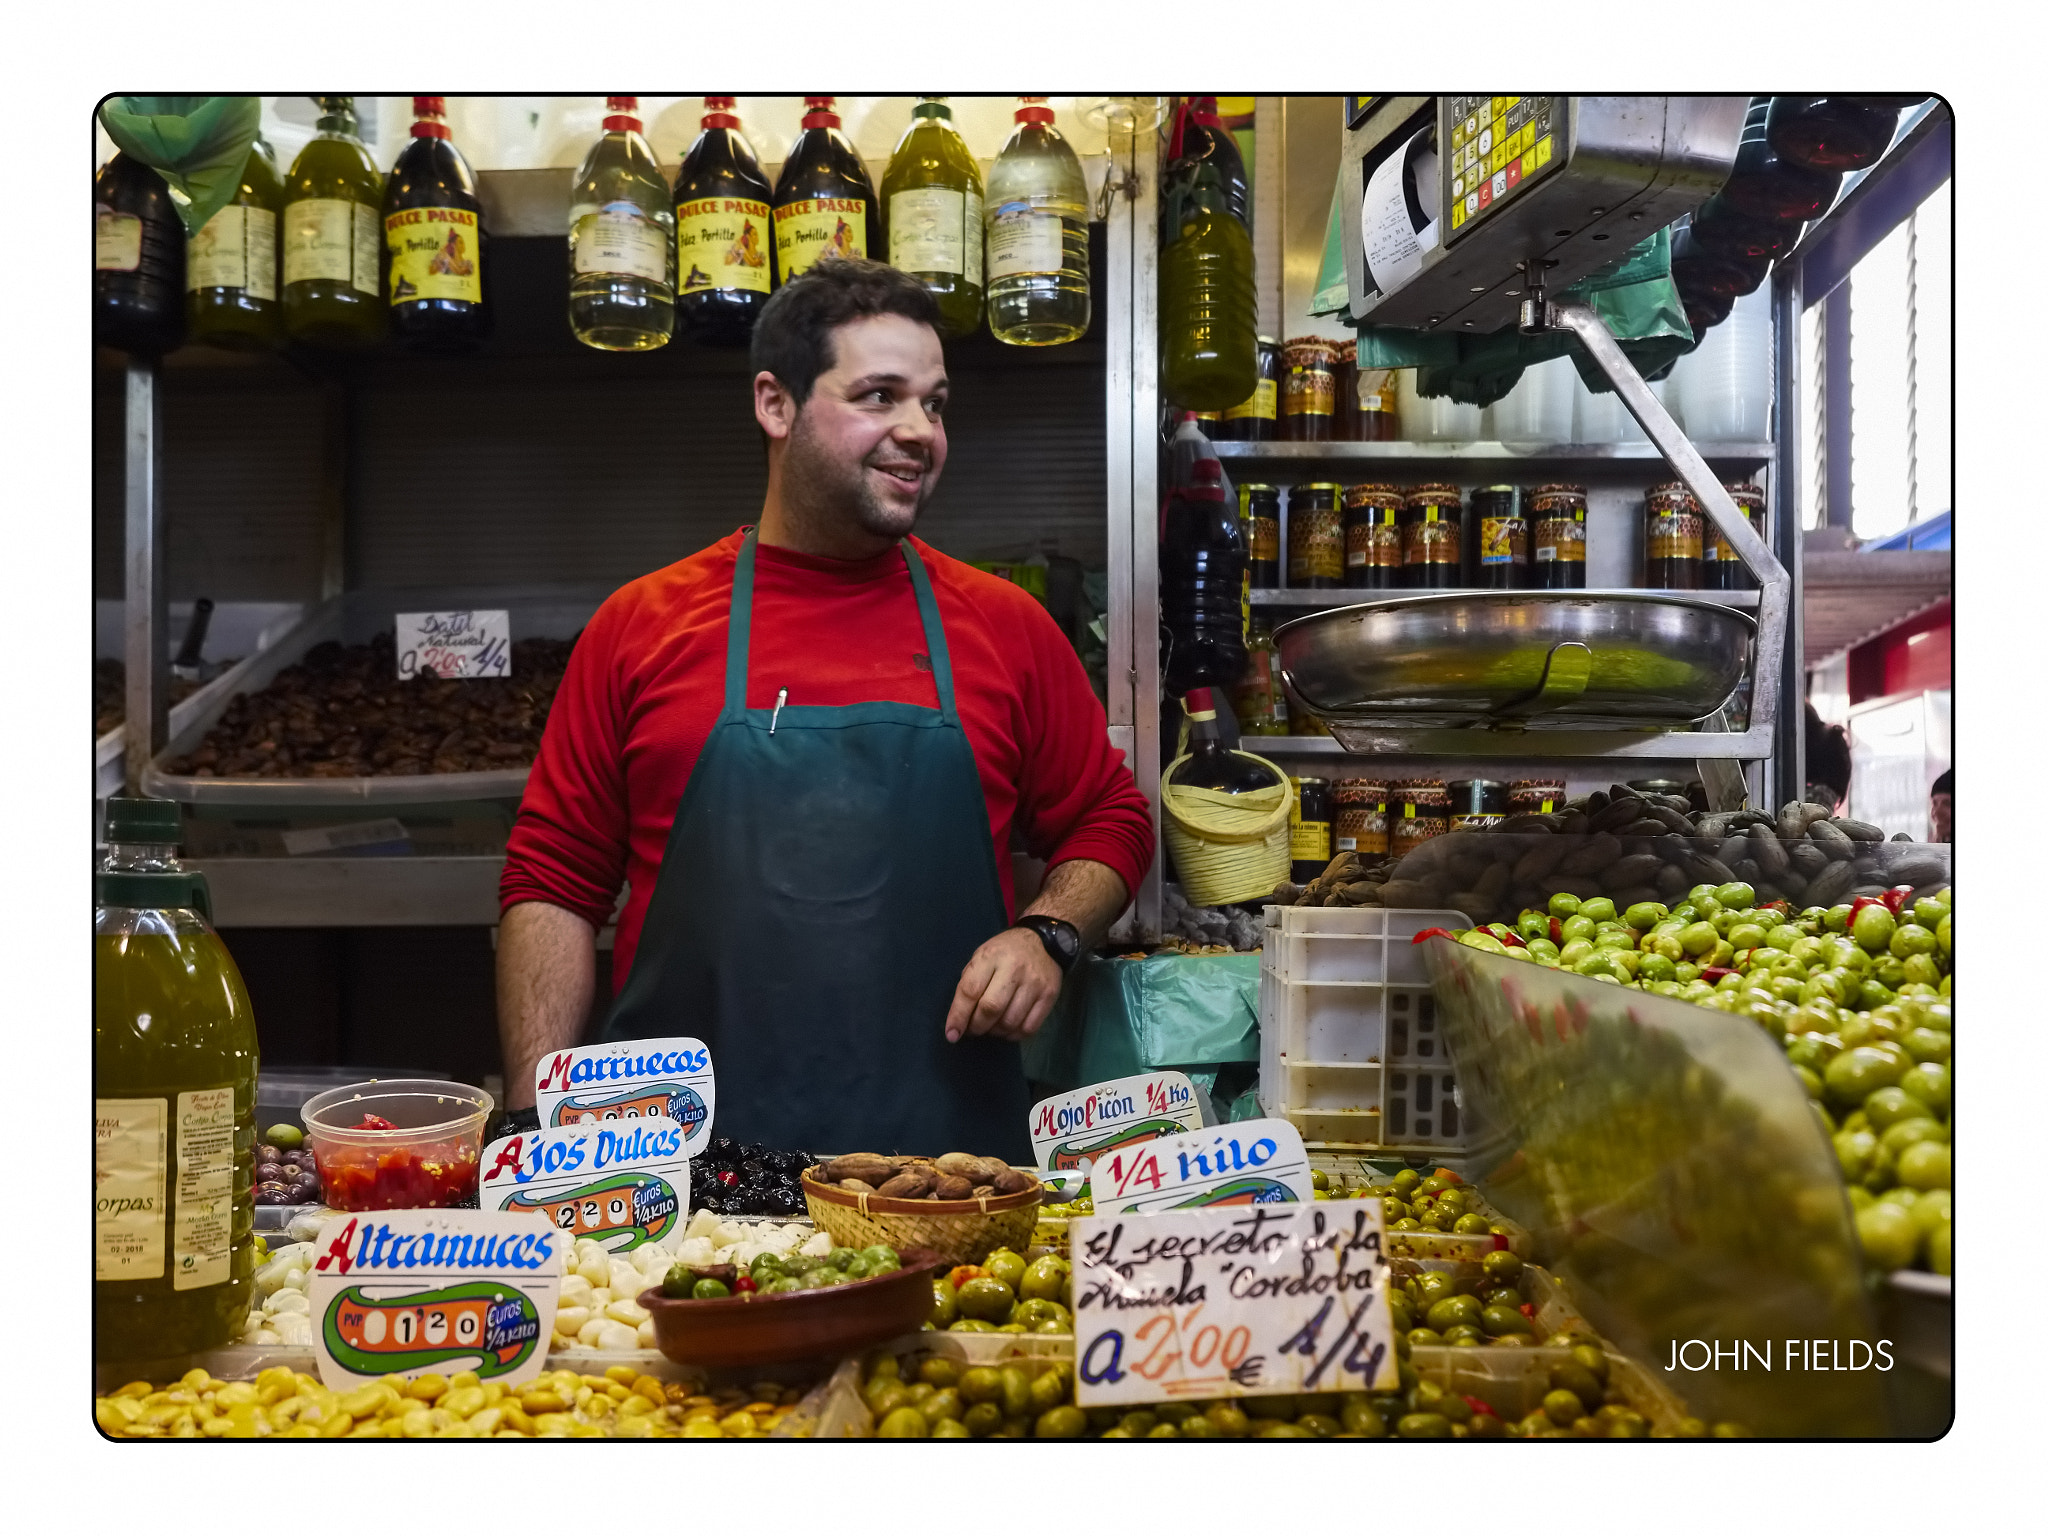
[140,585,610,807]
[1274,590,1755,728]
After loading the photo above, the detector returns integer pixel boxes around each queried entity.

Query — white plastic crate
[1256,905,1471,1150]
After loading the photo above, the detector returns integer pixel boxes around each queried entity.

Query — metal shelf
[193,855,507,929]
[1251,586,1762,610]
[1212,440,1775,465]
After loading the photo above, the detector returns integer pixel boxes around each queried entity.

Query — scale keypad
[1445,96,1557,231]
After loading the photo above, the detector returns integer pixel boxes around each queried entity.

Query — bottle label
[889,186,972,277]
[1290,819,1331,862]
[95,1097,166,1281]
[676,196,771,295]
[352,203,380,296]
[190,205,275,297]
[1533,515,1585,564]
[1283,366,1335,418]
[1346,518,1403,570]
[1287,506,1345,583]
[284,197,362,288]
[987,206,1062,279]
[95,210,143,272]
[385,206,481,306]
[574,207,671,284]
[1647,510,1704,562]
[1479,516,1527,567]
[1405,507,1459,567]
[964,190,983,287]
[173,1087,235,1291]
[1248,513,1280,564]
[1223,379,1277,422]
[776,197,868,281]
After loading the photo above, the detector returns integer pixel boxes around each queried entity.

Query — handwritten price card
[394,609,511,680]
[1086,1118,1315,1215]
[1071,1201,1398,1407]
[1028,1070,1204,1172]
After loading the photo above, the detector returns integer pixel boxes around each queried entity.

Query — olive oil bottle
[674,97,773,345]
[384,96,489,352]
[985,97,1090,346]
[282,96,387,348]
[94,798,258,1362]
[882,97,984,337]
[568,97,675,352]
[94,152,186,356]
[185,138,281,351]
[773,97,880,284]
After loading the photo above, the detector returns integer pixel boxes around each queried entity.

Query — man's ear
[754,371,798,441]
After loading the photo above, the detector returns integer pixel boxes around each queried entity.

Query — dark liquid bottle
[1719,96,1843,225]
[384,97,490,353]
[1670,220,1769,302]
[95,152,186,356]
[1766,96,1901,173]
[675,97,774,345]
[1171,688,1282,795]
[1161,430,1250,697]
[773,98,881,285]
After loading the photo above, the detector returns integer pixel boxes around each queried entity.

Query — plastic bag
[1022,951,1260,1094]
[98,96,262,238]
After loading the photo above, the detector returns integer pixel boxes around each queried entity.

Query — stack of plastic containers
[1667,289,1774,442]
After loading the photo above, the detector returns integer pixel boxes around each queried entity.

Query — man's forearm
[496,900,599,1110]
[1022,857,1129,949]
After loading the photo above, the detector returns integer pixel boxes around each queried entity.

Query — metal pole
[1771,265,1808,810]
[1824,281,1854,530]
[1103,127,1138,936]
[123,359,166,793]
[1130,130,1163,943]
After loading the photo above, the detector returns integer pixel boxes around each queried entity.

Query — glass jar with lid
[1289,776,1334,882]
[1388,779,1450,859]
[1332,338,1360,441]
[1285,483,1345,589]
[1644,481,1704,589]
[1240,483,1281,587]
[1342,484,1404,591]
[1402,484,1464,588]
[1216,335,1279,441]
[1469,485,1528,590]
[1529,484,1587,589]
[1333,778,1389,856]
[1280,337,1339,442]
[1704,482,1768,591]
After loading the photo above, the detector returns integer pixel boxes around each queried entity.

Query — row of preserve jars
[1189,337,1403,443]
[1284,777,1569,879]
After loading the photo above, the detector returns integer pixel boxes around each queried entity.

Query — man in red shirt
[497,259,1153,1161]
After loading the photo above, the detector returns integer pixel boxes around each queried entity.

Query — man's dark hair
[750,257,943,406]
[1804,702,1853,800]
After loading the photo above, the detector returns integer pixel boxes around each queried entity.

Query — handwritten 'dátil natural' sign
[1028,1070,1204,1172]
[1070,1201,1399,1407]
[394,609,511,680]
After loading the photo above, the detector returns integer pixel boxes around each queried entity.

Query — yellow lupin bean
[468,1407,504,1436]
[441,1387,486,1419]
[448,1370,481,1391]
[338,1387,386,1418]
[406,1373,449,1401]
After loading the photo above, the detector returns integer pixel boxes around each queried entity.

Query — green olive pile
[662,1242,901,1299]
[927,1246,1074,1334]
[1447,885,1952,1276]
[1388,1250,1542,1347]
[1328,1167,1516,1241]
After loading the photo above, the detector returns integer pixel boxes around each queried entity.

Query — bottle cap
[1016,97,1054,125]
[1184,688,1218,720]
[703,96,740,130]
[912,97,952,120]
[1189,95,1222,126]
[411,97,450,139]
[604,96,642,132]
[103,796,182,845]
[802,97,841,129]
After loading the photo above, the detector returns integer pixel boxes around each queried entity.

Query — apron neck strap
[725,527,962,725]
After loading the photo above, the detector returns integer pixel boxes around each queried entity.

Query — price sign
[394,609,511,680]
[534,1037,716,1157]
[1070,1200,1398,1407]
[1028,1070,1205,1173]
[479,1116,691,1253]
[307,1209,562,1390]
[1087,1118,1316,1215]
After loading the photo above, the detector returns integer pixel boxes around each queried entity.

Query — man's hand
[945,927,1062,1044]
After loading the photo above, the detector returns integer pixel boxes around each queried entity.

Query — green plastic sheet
[98,96,262,238]
[1310,176,1695,407]
[1022,952,1260,1096]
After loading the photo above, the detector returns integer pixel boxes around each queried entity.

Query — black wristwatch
[1014,915,1083,974]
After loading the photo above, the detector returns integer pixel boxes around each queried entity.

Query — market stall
[94,93,1951,1440]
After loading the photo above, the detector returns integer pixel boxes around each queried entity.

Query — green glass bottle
[568,97,675,352]
[985,97,1090,346]
[1159,101,1256,410]
[94,798,258,1363]
[882,97,984,337]
[282,96,387,349]
[186,137,283,351]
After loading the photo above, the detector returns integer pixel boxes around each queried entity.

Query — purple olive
[257,1145,281,1164]
[256,1181,291,1204]
[255,1162,284,1183]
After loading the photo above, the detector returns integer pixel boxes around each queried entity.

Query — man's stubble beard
[781,409,933,544]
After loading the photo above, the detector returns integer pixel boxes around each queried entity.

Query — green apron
[603,527,1031,1162]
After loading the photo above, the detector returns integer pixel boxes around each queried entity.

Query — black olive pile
[690,1136,812,1218]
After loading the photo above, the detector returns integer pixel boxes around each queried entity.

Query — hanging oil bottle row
[92,95,1093,358]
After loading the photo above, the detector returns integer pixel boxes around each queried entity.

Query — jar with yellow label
[1402,484,1464,588]
[1289,776,1333,882]
[1509,779,1566,817]
[1530,484,1588,589]
[1342,484,1405,590]
[1241,484,1281,587]
[1333,778,1389,856]
[1644,481,1704,589]
[1470,485,1527,590]
[1217,336,1279,442]
[1357,365,1400,441]
[1705,482,1768,591]
[1388,780,1449,859]
[1280,337,1339,442]
[1286,483,1346,589]
[1230,619,1290,736]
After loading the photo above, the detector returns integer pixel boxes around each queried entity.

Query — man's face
[763,313,949,542]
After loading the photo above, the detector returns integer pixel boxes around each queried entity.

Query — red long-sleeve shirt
[501,529,1155,991]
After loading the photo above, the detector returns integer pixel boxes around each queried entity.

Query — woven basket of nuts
[801,1153,1042,1267]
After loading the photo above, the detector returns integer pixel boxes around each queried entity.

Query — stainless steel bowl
[1274,591,1754,725]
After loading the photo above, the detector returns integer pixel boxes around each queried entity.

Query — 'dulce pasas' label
[677,196,770,295]
[1087,1118,1315,1215]
[774,197,866,280]
[307,1210,561,1389]
[394,609,510,680]
[1070,1201,1398,1407]
[1029,1071,1204,1172]
[534,1036,716,1157]
[478,1115,690,1253]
